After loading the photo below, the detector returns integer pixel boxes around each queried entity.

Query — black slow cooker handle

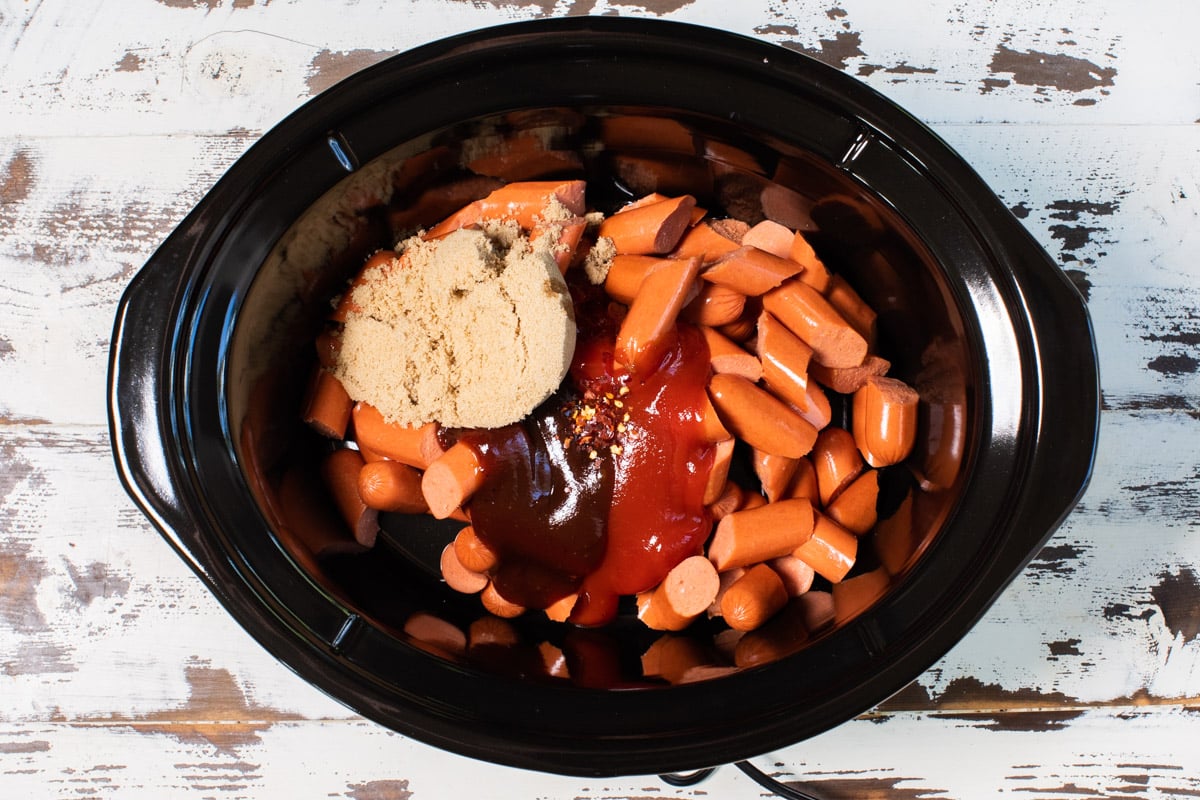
[108,227,215,586]
[997,221,1100,574]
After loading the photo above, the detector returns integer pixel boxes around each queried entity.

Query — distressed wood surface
[2,0,1198,797]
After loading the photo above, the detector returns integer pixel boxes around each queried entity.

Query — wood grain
[2,0,1198,797]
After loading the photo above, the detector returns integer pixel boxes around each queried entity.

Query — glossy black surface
[108,17,1098,777]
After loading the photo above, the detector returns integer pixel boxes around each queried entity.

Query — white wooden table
[3,1,1198,796]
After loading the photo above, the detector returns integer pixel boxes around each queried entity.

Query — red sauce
[569,324,715,625]
[465,300,715,625]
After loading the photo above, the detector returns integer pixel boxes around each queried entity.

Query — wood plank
[0,0,1196,138]
[0,706,1198,798]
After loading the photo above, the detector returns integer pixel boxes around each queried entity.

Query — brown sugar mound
[333,226,576,429]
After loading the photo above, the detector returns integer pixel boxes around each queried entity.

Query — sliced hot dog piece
[453,525,499,574]
[320,448,379,548]
[741,219,796,258]
[604,254,662,304]
[421,440,486,520]
[809,353,891,394]
[424,179,586,238]
[793,512,857,583]
[599,195,697,255]
[825,274,877,347]
[784,456,818,501]
[789,231,832,293]
[703,438,736,506]
[403,612,467,657]
[762,278,868,369]
[756,309,814,411]
[852,376,920,467]
[707,497,816,572]
[480,581,525,619]
[753,448,801,504]
[811,426,865,507]
[636,555,721,631]
[702,245,803,296]
[768,554,816,597]
[641,634,713,684]
[440,543,489,594]
[697,390,731,443]
[357,459,428,514]
[701,325,763,382]
[796,380,832,431]
[874,489,918,576]
[707,481,744,521]
[826,469,879,536]
[351,402,445,469]
[531,216,587,274]
[721,563,789,632]
[681,283,746,327]
[543,592,578,623]
[302,368,353,439]
[707,373,818,459]
[614,255,702,374]
[670,219,744,261]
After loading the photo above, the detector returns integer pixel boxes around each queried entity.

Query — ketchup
[466,296,715,626]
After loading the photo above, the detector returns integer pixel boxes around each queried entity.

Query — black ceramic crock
[108,17,1098,777]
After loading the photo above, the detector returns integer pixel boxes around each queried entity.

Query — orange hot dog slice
[721,563,789,632]
[809,353,891,394]
[614,255,702,374]
[357,459,428,514]
[604,254,663,304]
[707,373,818,459]
[421,441,487,520]
[599,195,697,255]
[424,179,586,238]
[825,274,877,347]
[826,469,879,536]
[351,402,444,469]
[852,375,919,467]
[702,245,804,296]
[480,581,525,619]
[302,368,353,440]
[440,543,489,595]
[671,219,745,261]
[762,278,868,369]
[832,567,891,623]
[788,231,832,293]
[320,448,379,549]
[768,554,816,597]
[741,219,796,259]
[756,309,814,411]
[793,512,857,583]
[707,497,816,572]
[681,283,746,327]
[701,326,763,382]
[453,525,499,574]
[703,438,736,506]
[752,448,801,504]
[810,426,865,507]
[636,555,721,631]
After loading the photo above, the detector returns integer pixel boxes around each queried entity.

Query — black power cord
[658,761,825,800]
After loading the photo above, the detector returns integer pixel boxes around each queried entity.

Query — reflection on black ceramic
[109,17,1098,777]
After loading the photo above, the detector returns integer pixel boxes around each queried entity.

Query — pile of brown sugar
[333,223,576,429]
